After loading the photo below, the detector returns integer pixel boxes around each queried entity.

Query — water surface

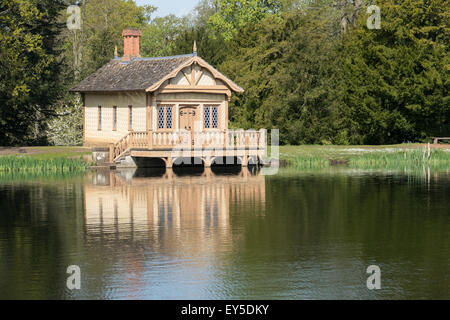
[0,167,449,299]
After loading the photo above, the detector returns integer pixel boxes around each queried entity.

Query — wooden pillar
[109,144,114,163]
[225,96,230,130]
[82,93,86,145]
[166,157,173,168]
[204,156,212,168]
[152,92,158,131]
[146,93,152,131]
[242,155,249,167]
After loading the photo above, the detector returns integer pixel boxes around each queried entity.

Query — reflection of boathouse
[83,168,266,252]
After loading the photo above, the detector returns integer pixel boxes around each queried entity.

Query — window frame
[112,106,117,131]
[157,104,175,131]
[128,105,133,131]
[98,106,102,131]
[203,104,220,130]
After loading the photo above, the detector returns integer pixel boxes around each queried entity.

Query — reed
[0,156,88,173]
[349,148,449,170]
[290,145,449,171]
[292,155,330,169]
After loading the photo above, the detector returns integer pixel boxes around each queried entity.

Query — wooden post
[109,144,114,163]
[166,157,173,168]
[129,132,134,147]
[146,93,152,131]
[82,93,86,145]
[224,98,229,130]
[148,130,153,149]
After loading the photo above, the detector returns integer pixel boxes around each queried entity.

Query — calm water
[0,167,449,300]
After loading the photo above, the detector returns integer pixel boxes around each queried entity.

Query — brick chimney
[122,29,142,61]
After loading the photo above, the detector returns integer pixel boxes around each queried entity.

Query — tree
[0,0,67,145]
[47,0,154,146]
[339,0,450,144]
[74,0,154,76]
[141,14,187,57]
[208,0,284,41]
[220,4,343,144]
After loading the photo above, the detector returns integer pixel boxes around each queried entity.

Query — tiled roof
[70,54,195,92]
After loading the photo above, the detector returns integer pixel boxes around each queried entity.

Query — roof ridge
[114,53,195,63]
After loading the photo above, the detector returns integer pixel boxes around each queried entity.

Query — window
[158,107,164,129]
[157,106,173,130]
[212,107,218,129]
[204,105,218,129]
[98,106,102,130]
[204,106,210,128]
[113,106,117,131]
[128,106,133,131]
[166,107,173,129]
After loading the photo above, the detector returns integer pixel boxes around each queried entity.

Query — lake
[0,167,449,299]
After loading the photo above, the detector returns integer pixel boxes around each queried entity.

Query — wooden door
[179,106,197,131]
[180,106,198,146]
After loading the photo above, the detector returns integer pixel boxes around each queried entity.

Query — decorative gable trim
[145,56,244,94]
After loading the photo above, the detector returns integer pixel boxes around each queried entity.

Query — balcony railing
[110,129,266,162]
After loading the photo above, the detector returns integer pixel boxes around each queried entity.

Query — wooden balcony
[110,129,266,166]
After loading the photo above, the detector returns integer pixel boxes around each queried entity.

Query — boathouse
[71,29,265,168]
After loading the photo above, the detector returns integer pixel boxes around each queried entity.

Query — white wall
[84,92,146,145]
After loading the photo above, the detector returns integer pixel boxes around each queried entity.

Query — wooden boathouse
[71,29,265,168]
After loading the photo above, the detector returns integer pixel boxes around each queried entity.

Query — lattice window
[204,105,219,129]
[158,107,165,129]
[212,106,218,129]
[166,107,173,129]
[158,106,174,130]
[204,106,211,129]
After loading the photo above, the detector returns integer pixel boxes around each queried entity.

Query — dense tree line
[0,0,448,146]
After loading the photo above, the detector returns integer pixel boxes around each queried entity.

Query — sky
[136,0,200,17]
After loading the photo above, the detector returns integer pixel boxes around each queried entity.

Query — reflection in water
[83,167,266,299]
[0,168,449,299]
[86,168,265,245]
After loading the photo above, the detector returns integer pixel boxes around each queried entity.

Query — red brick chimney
[122,29,142,61]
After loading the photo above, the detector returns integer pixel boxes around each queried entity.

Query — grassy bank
[279,144,450,171]
[0,156,88,173]
[0,147,92,175]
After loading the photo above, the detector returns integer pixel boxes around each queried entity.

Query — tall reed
[349,148,449,170]
[0,156,88,173]
[293,155,330,169]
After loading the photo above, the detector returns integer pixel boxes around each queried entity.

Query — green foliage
[1,0,448,146]
[339,0,450,144]
[219,0,449,144]
[67,0,154,78]
[0,156,88,173]
[141,14,188,57]
[208,0,284,41]
[349,148,450,170]
[46,93,83,146]
[220,5,343,144]
[288,145,450,171]
[0,0,67,146]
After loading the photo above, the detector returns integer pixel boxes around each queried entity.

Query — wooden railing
[110,129,266,162]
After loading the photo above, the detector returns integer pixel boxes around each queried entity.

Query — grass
[0,156,88,173]
[0,146,93,176]
[349,148,449,170]
[278,144,450,171]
